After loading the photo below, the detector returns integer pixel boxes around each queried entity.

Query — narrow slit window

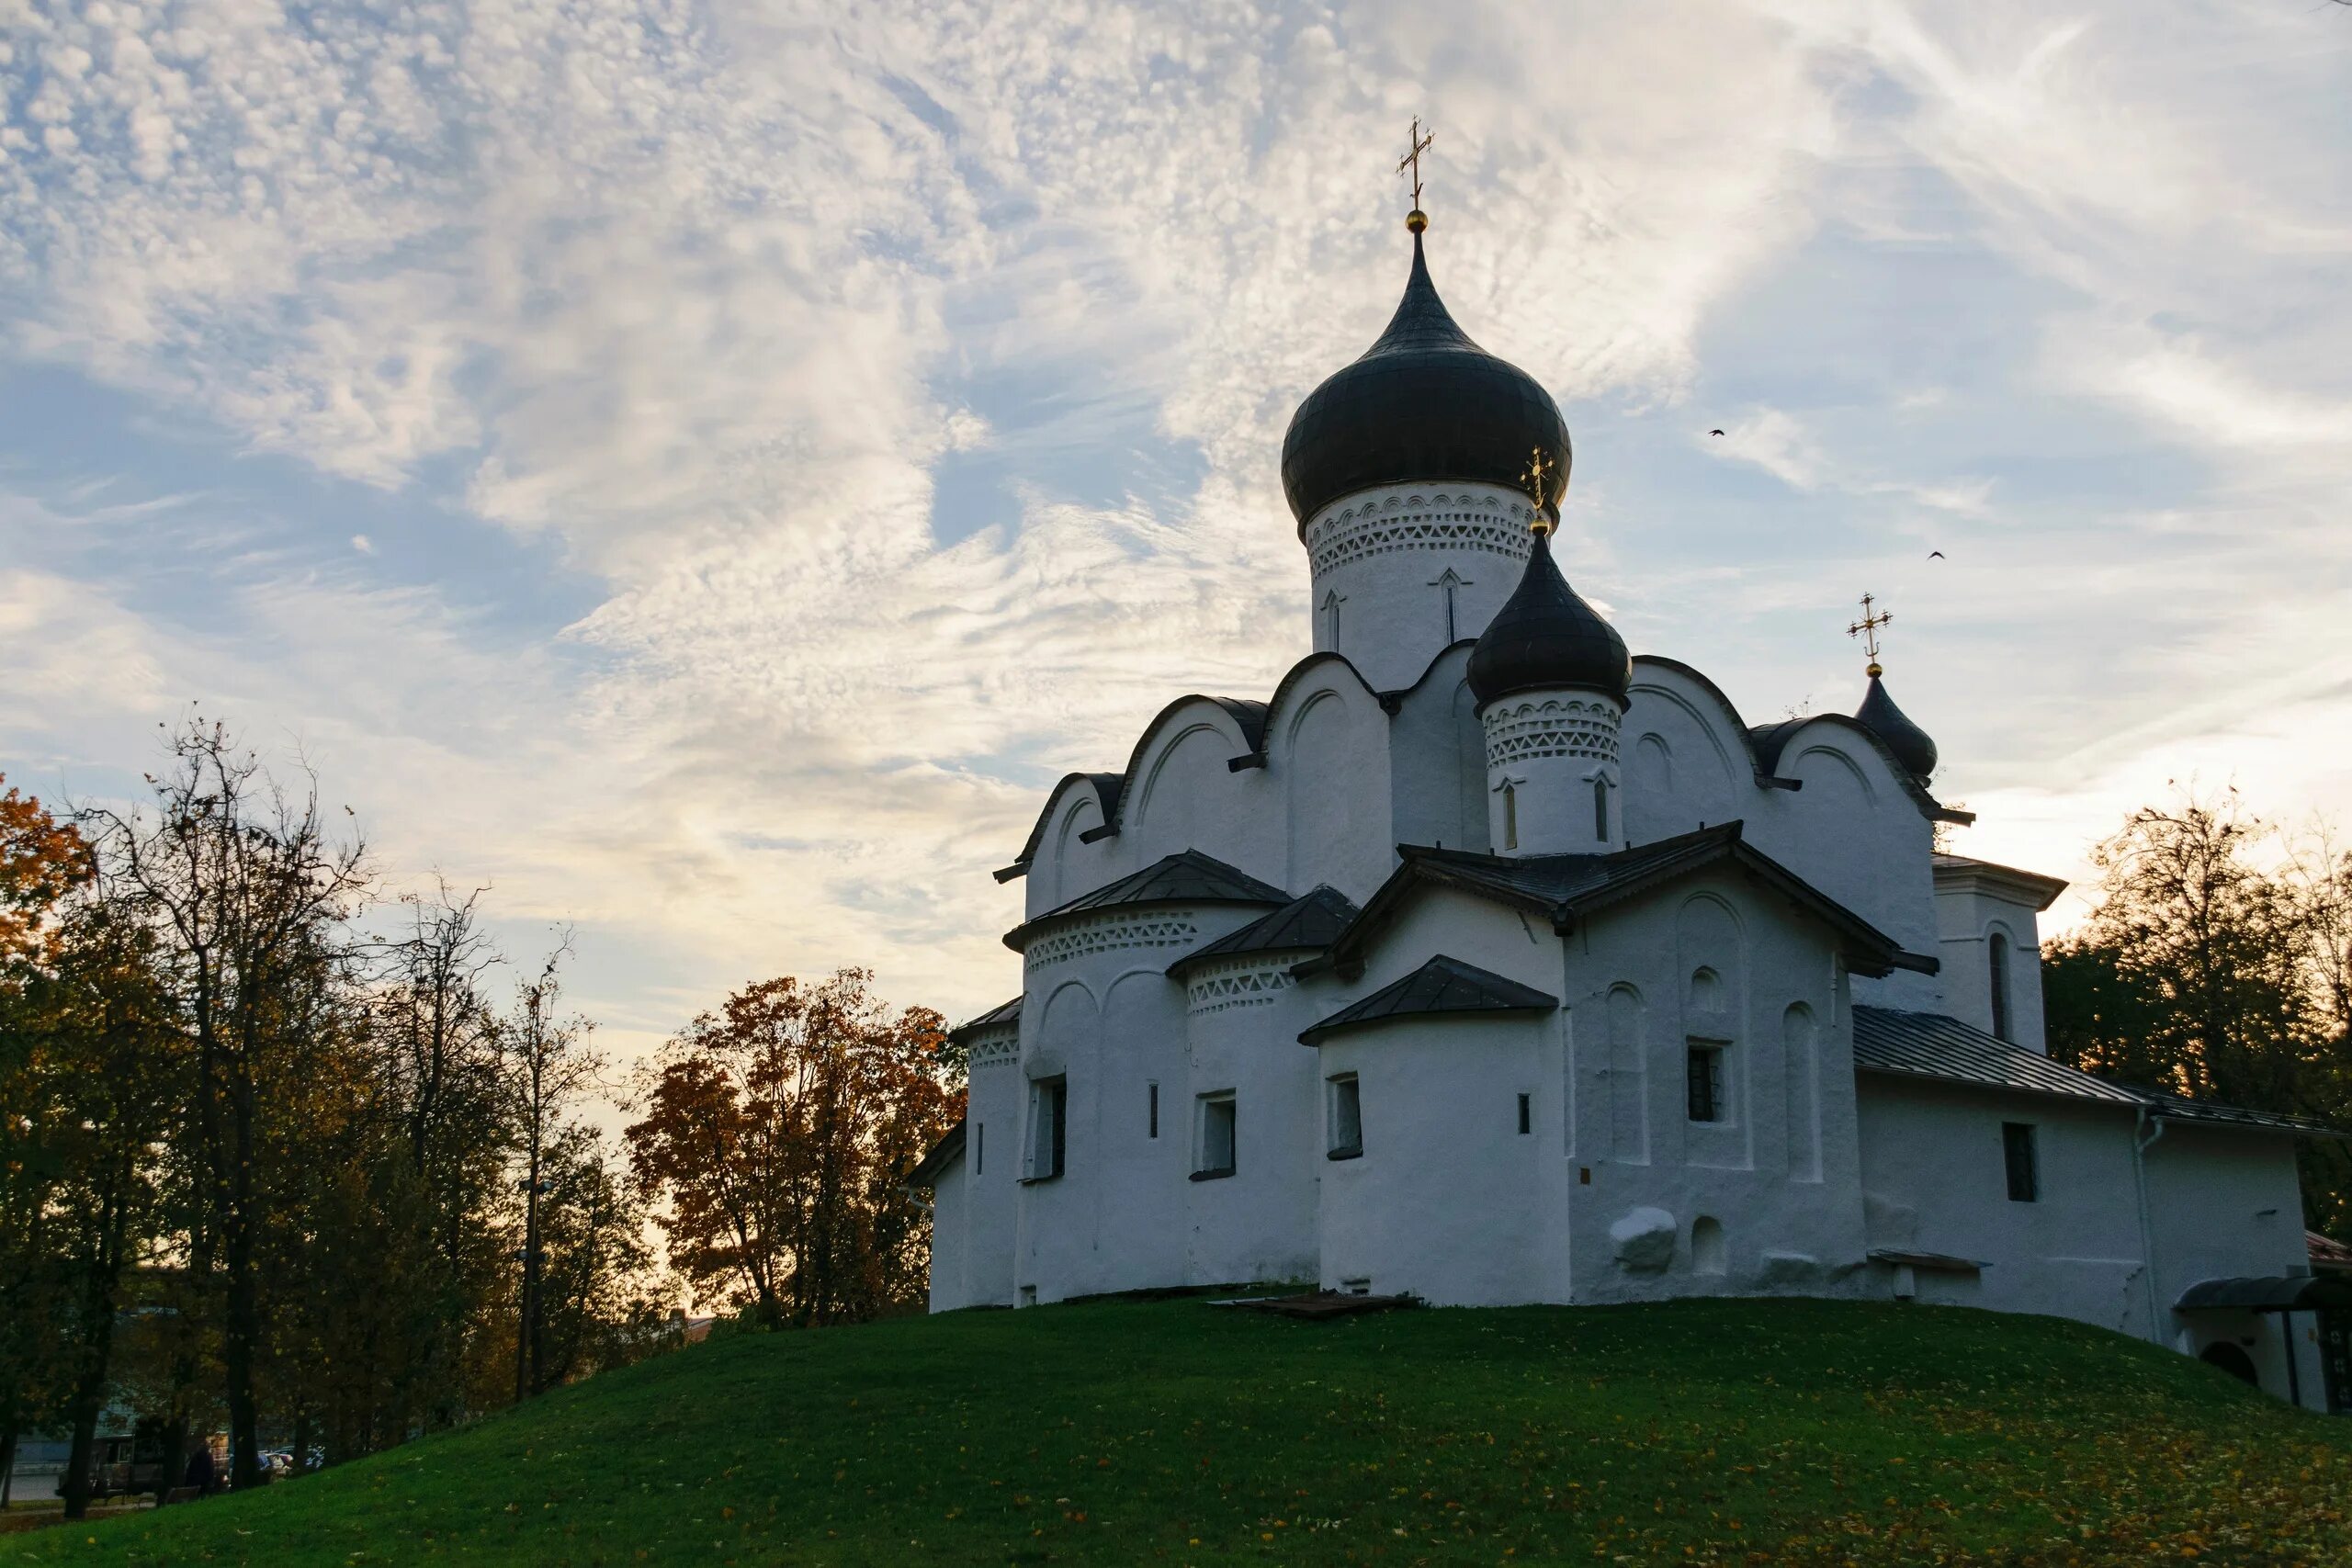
[1328,1076,1363,1159]
[1502,780,1519,851]
[1516,1092,1532,1135]
[2003,1121,2038,1202]
[1148,1081,1159,1139]
[1194,1092,1237,1179]
[1592,774,1611,840]
[1028,1078,1066,1180]
[975,1122,984,1177]
[1989,932,2013,1042]
[1687,1044,1725,1124]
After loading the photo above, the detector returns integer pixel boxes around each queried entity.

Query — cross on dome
[1848,592,1894,677]
[1398,117,1433,231]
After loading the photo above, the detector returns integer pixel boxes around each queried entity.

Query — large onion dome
[1855,672,1938,782]
[1280,228,1571,529]
[1465,529,1630,706]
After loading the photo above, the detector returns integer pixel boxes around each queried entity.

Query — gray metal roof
[906,1120,966,1188]
[1299,954,1555,1046]
[1004,850,1290,953]
[1167,886,1361,978]
[2136,1089,2352,1141]
[948,996,1022,1044]
[1855,1007,2352,1139]
[1851,1006,2143,1106]
[2176,1274,2352,1312]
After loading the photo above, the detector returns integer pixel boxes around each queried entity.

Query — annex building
[911,200,2352,1414]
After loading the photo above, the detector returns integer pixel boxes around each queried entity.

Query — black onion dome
[1465,531,1630,706]
[1855,674,1938,782]
[1280,230,1571,529]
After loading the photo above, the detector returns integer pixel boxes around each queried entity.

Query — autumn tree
[0,777,90,1505]
[2045,787,2352,1231]
[79,720,368,1489]
[627,970,959,1328]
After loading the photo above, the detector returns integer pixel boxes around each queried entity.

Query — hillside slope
[5,1297,2346,1566]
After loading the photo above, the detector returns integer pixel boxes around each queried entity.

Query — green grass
[6,1296,2348,1566]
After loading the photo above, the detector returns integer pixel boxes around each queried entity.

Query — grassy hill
[5,1295,2348,1567]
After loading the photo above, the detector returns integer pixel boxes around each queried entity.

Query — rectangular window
[2003,1121,2038,1202]
[1027,1078,1066,1181]
[976,1122,984,1177]
[1687,1044,1725,1123]
[1516,1092,1532,1135]
[1328,1075,1363,1159]
[1148,1081,1159,1139]
[1592,775,1611,841]
[1193,1091,1237,1179]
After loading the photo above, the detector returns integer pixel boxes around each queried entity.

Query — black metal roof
[1279,229,1570,529]
[1854,673,1938,783]
[907,1119,965,1188]
[1464,530,1630,705]
[1167,886,1361,978]
[2176,1274,2352,1313]
[1299,954,1556,1045]
[1853,1006,2144,1105]
[947,996,1022,1044]
[1003,850,1290,953]
[1316,822,1913,980]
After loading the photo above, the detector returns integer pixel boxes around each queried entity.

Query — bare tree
[80,719,367,1490]
[498,940,603,1402]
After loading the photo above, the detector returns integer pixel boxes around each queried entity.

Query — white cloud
[2,0,2350,1050]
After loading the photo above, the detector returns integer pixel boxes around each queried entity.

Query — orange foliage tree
[625,969,959,1328]
[0,775,88,965]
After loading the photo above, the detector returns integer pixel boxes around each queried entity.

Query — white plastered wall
[1301,482,1540,692]
[1855,1078,2154,1337]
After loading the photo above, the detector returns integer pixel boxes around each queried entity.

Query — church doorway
[2199,1342,2259,1386]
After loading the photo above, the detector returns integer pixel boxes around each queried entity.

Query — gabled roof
[948,996,1022,1044]
[1166,886,1362,978]
[997,773,1125,882]
[1003,850,1290,953]
[2312,1232,2352,1274]
[1299,955,1556,1046]
[1852,1006,2144,1106]
[1311,822,1917,981]
[907,1120,966,1188]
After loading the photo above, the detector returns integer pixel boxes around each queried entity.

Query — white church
[910,203,2351,1413]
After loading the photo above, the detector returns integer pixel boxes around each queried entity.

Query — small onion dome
[1855,671,1938,782]
[1465,530,1630,707]
[1279,228,1571,529]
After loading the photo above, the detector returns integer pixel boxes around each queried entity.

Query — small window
[1028,1078,1066,1180]
[1687,1044,1725,1123]
[1193,1092,1236,1179]
[2002,1121,2038,1202]
[1516,1092,1532,1135]
[1989,932,2013,1042]
[1148,1081,1159,1139]
[1592,774,1611,840]
[1328,1075,1363,1159]
[1502,780,1519,852]
[975,1122,984,1177]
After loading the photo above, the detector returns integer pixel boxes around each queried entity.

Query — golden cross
[1398,117,1433,214]
[1521,446,1555,534]
[1848,592,1893,674]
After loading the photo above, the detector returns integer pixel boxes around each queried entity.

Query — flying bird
[1710,429,1724,436]
[1928,550,1945,559]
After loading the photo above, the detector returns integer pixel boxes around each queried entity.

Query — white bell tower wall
[1482,688,1624,856]
[1303,481,1542,691]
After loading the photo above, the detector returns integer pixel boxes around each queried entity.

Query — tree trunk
[61,1398,98,1520]
[2,1429,17,1508]
[222,1070,264,1491]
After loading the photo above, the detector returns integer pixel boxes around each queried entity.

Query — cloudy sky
[3,0,2349,1069]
